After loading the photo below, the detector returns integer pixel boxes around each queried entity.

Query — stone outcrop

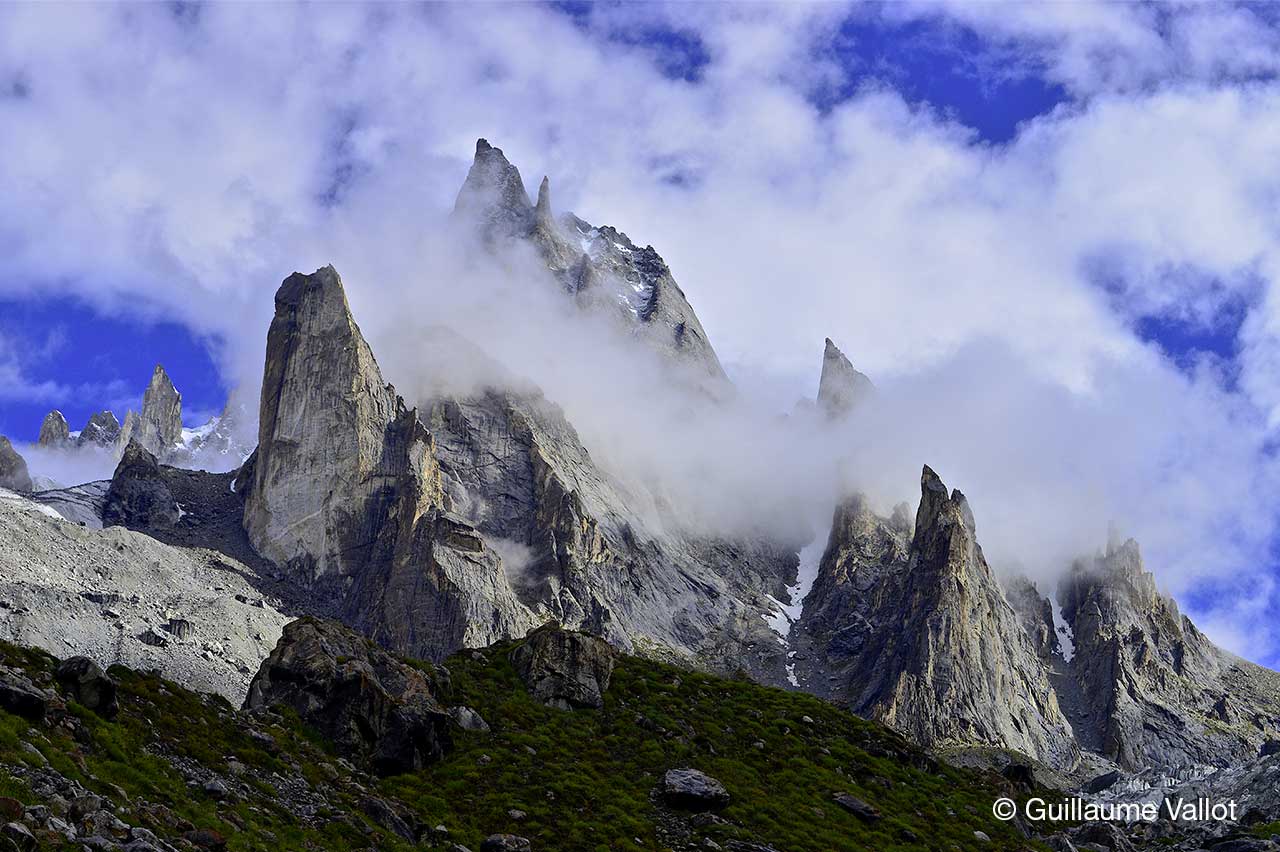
[242,266,536,660]
[793,467,1080,770]
[102,441,179,530]
[454,139,728,387]
[76,411,120,447]
[510,622,616,710]
[245,617,452,775]
[817,338,873,417]
[0,437,33,493]
[37,411,70,447]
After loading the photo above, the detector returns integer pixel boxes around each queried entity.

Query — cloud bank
[2,3,1279,663]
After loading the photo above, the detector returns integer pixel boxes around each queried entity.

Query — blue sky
[3,2,1280,666]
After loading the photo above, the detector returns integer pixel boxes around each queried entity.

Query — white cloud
[1,2,1280,663]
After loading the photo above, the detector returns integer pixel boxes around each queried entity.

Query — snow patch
[1051,596,1075,662]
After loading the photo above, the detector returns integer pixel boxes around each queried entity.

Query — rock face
[817,338,873,417]
[243,266,536,660]
[510,623,615,710]
[245,617,452,775]
[76,411,121,447]
[1054,540,1280,771]
[793,467,1080,770]
[102,441,179,530]
[0,437,33,493]
[37,411,70,447]
[454,139,728,387]
[117,365,183,458]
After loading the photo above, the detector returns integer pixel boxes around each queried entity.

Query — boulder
[832,793,881,822]
[101,441,178,530]
[0,437,32,494]
[480,835,531,852]
[449,706,491,733]
[661,768,730,811]
[244,617,452,775]
[510,623,615,711]
[55,657,118,719]
[0,666,48,722]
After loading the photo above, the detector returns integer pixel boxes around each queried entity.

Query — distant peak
[454,138,534,235]
[476,137,492,154]
[817,337,873,417]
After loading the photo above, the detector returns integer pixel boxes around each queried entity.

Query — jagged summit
[454,138,535,238]
[817,337,873,417]
[78,410,121,447]
[117,363,183,458]
[37,410,70,446]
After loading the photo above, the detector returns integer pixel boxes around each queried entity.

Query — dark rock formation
[102,441,179,530]
[0,665,48,722]
[510,623,616,710]
[481,835,532,852]
[832,792,881,822]
[661,768,730,810]
[244,617,452,775]
[76,411,120,447]
[0,437,32,493]
[242,267,535,660]
[793,467,1080,770]
[817,338,873,417]
[37,411,69,447]
[54,657,118,719]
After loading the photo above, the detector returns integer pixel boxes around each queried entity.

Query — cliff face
[242,266,535,660]
[793,468,1081,770]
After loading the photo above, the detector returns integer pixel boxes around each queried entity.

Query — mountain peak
[37,410,70,447]
[817,337,873,417]
[454,138,534,237]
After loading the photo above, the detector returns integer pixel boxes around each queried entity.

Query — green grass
[0,637,1049,852]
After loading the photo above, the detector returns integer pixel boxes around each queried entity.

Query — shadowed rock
[55,656,118,720]
[245,617,452,775]
[102,440,179,530]
[510,623,616,710]
[0,437,33,493]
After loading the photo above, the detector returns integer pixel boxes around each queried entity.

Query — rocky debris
[245,617,452,775]
[102,441,179,530]
[37,411,70,447]
[816,338,873,417]
[242,266,537,661]
[77,411,121,447]
[0,489,286,700]
[0,437,33,493]
[481,835,532,852]
[510,622,616,710]
[54,656,118,719]
[832,792,881,822]
[792,467,1080,770]
[661,769,730,810]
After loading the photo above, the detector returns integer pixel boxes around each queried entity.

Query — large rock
[55,656,118,719]
[102,441,179,530]
[816,337,873,417]
[661,768,730,810]
[0,437,33,493]
[793,467,1080,770]
[37,411,70,447]
[0,665,48,722]
[242,266,536,660]
[510,623,616,710]
[245,617,452,775]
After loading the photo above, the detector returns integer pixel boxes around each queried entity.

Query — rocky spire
[77,410,121,447]
[0,435,33,493]
[535,175,553,228]
[243,265,534,659]
[37,410,70,446]
[817,338,873,417]
[141,364,182,448]
[453,138,534,238]
[793,466,1080,770]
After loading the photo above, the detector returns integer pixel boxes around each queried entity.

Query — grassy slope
[0,638,1044,851]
